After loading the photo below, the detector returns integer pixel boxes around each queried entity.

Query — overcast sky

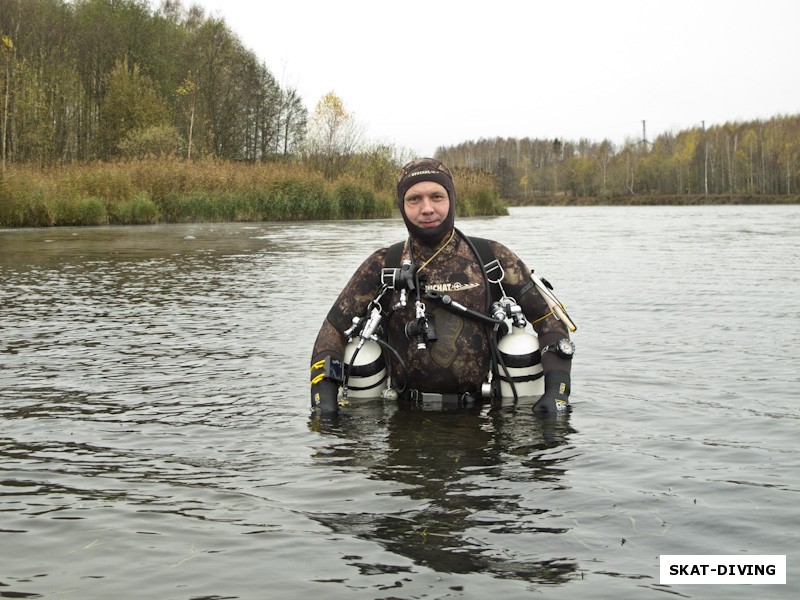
[188,0,799,157]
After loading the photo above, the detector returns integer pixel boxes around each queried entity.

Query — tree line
[0,0,308,167]
[435,115,800,200]
[2,0,797,205]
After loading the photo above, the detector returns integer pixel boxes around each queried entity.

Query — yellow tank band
[311,360,325,371]
[310,373,325,386]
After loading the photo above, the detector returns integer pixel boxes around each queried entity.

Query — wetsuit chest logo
[424,281,480,293]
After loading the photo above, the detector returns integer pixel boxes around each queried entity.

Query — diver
[310,158,574,416]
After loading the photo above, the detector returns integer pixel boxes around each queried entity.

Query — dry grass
[0,158,507,227]
[0,159,398,226]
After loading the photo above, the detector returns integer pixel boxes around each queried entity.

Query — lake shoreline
[506,194,800,206]
[3,189,799,230]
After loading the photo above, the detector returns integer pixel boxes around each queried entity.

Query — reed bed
[451,167,508,217]
[0,158,507,227]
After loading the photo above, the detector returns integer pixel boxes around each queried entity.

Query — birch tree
[304,91,361,179]
[1,33,13,172]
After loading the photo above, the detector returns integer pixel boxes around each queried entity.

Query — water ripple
[2,211,799,599]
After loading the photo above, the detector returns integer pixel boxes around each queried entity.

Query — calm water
[1,206,798,599]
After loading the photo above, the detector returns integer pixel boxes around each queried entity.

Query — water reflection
[310,403,579,584]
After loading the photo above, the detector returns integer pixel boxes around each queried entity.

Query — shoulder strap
[464,235,503,304]
[378,241,406,316]
[468,235,493,265]
[385,240,405,270]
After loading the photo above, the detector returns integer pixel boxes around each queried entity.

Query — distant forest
[1,0,798,203]
[435,114,800,200]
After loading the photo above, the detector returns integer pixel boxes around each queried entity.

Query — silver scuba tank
[343,339,387,398]
[497,325,544,398]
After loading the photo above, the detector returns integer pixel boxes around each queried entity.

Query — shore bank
[507,194,800,206]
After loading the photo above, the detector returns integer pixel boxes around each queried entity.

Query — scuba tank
[343,338,387,398]
[496,325,544,398]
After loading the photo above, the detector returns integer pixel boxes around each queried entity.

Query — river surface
[1,206,798,599]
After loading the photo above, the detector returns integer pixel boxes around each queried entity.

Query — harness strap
[385,240,405,271]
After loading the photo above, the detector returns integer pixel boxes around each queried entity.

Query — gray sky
[190,0,800,156]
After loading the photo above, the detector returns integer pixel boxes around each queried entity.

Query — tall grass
[0,158,504,228]
[453,167,508,217]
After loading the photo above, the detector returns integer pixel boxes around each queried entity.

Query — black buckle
[404,389,477,409]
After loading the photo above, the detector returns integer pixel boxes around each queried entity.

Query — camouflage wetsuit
[311,229,571,397]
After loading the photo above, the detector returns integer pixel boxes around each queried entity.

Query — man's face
[402,181,450,230]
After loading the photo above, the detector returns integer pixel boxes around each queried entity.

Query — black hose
[491,325,518,404]
[374,336,408,393]
[460,229,520,402]
[424,290,504,326]
[341,341,361,396]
